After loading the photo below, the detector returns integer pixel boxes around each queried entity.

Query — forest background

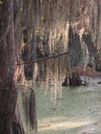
[0,0,101,134]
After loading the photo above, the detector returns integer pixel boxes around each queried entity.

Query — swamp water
[19,78,101,134]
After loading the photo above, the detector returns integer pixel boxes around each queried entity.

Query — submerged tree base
[0,89,25,134]
[62,76,82,86]
[62,66,101,87]
[62,70,82,87]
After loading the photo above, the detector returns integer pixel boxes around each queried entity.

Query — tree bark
[0,0,25,134]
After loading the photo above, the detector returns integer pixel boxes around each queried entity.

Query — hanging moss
[22,89,29,126]
[29,90,37,132]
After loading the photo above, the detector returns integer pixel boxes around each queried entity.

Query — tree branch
[17,51,70,66]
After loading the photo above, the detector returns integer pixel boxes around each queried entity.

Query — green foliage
[60,33,63,41]
[20,7,23,12]
[0,0,3,4]
[59,0,62,4]
[36,28,41,45]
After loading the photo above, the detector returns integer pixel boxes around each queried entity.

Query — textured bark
[22,0,38,80]
[62,25,82,87]
[0,1,24,134]
[68,25,82,68]
[22,23,37,80]
[62,72,82,86]
[97,0,101,50]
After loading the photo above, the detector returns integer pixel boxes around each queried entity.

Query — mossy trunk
[62,71,82,86]
[62,25,82,87]
[0,1,24,133]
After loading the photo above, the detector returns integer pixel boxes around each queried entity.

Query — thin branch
[17,50,70,66]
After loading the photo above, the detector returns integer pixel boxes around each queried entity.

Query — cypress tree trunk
[0,0,25,133]
[97,0,101,49]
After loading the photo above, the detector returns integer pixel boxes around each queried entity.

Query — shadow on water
[18,83,101,134]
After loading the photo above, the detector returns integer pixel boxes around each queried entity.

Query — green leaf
[0,0,3,4]
[20,7,23,12]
